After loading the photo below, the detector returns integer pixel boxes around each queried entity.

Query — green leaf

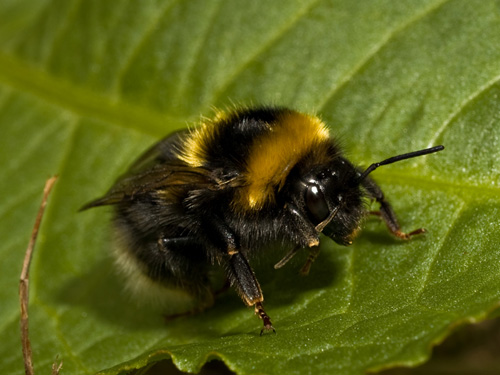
[1,1,500,374]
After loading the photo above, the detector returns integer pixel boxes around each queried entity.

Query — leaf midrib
[0,52,182,136]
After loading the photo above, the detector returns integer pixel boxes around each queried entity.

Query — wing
[81,130,218,210]
[126,129,189,174]
[80,163,216,210]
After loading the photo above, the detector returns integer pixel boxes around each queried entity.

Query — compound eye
[305,184,329,223]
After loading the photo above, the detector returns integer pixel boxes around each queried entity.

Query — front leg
[300,245,321,276]
[274,203,324,273]
[285,202,321,248]
[361,175,425,239]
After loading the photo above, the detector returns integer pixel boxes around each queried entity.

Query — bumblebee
[82,107,443,334]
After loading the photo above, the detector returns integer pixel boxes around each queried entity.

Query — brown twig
[19,176,58,375]
[52,360,63,375]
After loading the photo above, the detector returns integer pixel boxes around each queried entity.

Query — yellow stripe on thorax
[178,109,331,211]
[241,112,330,210]
[178,111,228,167]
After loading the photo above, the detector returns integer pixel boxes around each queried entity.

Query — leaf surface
[1,1,500,374]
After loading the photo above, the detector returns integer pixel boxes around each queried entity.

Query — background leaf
[1,1,500,374]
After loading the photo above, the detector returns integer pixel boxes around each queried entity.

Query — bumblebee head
[289,145,445,246]
[292,157,364,246]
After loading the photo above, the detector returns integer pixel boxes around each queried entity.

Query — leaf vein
[35,299,91,373]
[172,0,224,101]
[43,0,84,67]
[416,199,466,299]
[316,0,453,112]
[209,0,322,105]
[111,0,183,97]
[426,72,500,147]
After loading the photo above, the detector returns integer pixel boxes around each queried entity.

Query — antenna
[358,145,444,182]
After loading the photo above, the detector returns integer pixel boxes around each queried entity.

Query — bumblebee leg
[227,251,275,335]
[214,277,231,297]
[274,246,301,269]
[361,176,425,239]
[275,245,320,276]
[204,217,275,334]
[300,246,321,276]
[159,236,203,249]
[285,203,320,247]
[255,302,274,336]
